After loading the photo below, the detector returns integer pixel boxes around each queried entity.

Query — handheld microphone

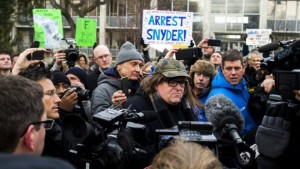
[205,94,255,168]
[205,94,244,145]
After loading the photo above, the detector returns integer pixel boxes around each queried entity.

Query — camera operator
[124,58,201,167]
[52,70,91,122]
[91,41,144,114]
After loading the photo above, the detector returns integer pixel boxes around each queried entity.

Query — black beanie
[51,70,71,86]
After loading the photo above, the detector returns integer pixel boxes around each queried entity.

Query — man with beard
[197,38,215,61]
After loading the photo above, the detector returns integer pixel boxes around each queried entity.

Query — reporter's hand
[59,88,78,112]
[164,48,178,59]
[54,50,66,65]
[197,38,209,48]
[293,90,300,102]
[112,90,127,107]
[260,78,275,93]
[12,48,45,75]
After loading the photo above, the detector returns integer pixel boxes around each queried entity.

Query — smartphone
[207,39,221,46]
[175,47,201,60]
[32,51,45,60]
[120,77,129,96]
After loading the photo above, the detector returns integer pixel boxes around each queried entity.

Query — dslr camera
[63,85,90,100]
[63,38,79,67]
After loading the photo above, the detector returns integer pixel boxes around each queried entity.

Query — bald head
[93,45,112,69]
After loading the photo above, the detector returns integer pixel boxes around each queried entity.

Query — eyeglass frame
[94,53,111,60]
[167,79,188,88]
[20,119,54,137]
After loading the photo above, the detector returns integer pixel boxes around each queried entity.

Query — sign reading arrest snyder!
[142,10,193,45]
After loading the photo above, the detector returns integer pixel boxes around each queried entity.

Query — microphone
[258,40,295,53]
[205,94,244,145]
[205,95,256,168]
[123,111,157,123]
[258,42,279,53]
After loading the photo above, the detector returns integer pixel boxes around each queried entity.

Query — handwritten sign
[142,10,193,45]
[246,29,272,46]
[75,18,97,47]
[33,9,63,49]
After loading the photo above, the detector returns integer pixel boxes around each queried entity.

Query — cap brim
[162,71,191,79]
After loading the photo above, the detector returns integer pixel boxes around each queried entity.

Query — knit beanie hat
[65,67,87,87]
[114,41,144,67]
[52,70,71,86]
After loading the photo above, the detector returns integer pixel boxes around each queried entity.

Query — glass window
[245,0,260,13]
[268,0,275,19]
[173,0,188,11]
[297,21,300,31]
[211,0,226,13]
[243,15,259,30]
[286,20,296,31]
[275,20,285,31]
[89,0,97,16]
[189,0,204,13]
[267,20,275,29]
[227,0,243,13]
[211,15,226,31]
[286,1,297,20]
[275,1,286,19]
[226,23,242,31]
[157,0,172,10]
[297,2,300,20]
[119,0,126,16]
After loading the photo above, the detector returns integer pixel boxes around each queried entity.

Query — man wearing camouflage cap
[125,58,201,168]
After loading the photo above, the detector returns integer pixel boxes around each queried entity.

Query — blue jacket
[207,68,256,137]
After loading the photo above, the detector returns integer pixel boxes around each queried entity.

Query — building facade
[14,0,300,57]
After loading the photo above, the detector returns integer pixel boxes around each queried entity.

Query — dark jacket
[91,67,120,115]
[125,87,197,166]
[87,66,101,93]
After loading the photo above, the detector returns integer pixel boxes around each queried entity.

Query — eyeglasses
[94,54,111,60]
[167,79,188,87]
[32,119,54,130]
[20,119,54,137]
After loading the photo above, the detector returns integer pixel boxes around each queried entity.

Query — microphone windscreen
[205,94,244,133]
[258,42,279,53]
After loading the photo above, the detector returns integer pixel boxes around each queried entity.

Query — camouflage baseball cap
[153,58,190,79]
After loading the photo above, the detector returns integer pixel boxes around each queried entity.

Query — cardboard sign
[75,18,97,47]
[33,9,63,49]
[142,10,193,46]
[246,29,272,46]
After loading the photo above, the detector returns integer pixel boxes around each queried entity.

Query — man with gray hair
[91,41,144,115]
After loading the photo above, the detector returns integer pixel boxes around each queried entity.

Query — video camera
[155,121,217,154]
[259,40,300,101]
[62,108,156,169]
[62,38,79,67]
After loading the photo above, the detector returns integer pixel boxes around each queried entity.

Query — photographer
[52,70,91,122]
[91,41,144,114]
[124,58,200,167]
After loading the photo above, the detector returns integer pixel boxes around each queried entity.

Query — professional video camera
[258,40,300,101]
[61,38,79,67]
[155,121,217,153]
[62,108,156,169]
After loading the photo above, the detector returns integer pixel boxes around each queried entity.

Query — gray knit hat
[114,41,144,67]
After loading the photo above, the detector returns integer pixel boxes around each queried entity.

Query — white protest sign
[142,10,193,46]
[246,29,272,46]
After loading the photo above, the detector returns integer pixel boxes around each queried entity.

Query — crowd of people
[0,37,300,169]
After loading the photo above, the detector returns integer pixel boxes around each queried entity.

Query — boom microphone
[205,94,244,145]
[258,40,295,53]
[258,42,280,53]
